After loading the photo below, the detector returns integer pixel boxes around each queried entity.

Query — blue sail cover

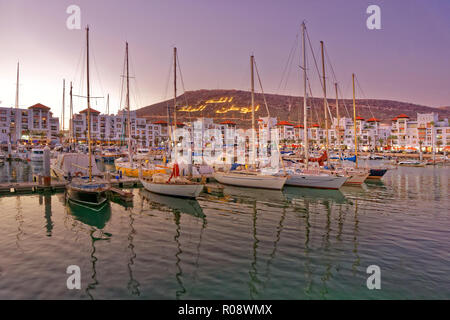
[343,156,357,162]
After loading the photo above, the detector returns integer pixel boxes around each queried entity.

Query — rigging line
[90,39,105,102]
[71,45,84,88]
[355,75,375,119]
[305,29,334,123]
[176,51,192,124]
[337,79,351,118]
[129,49,143,109]
[119,47,127,113]
[276,32,299,95]
[253,58,271,118]
[323,46,352,120]
[282,42,298,95]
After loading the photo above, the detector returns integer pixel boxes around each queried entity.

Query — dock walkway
[0,177,142,195]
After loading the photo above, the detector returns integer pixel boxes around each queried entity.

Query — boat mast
[69,81,73,144]
[15,62,19,144]
[62,79,65,132]
[320,41,329,163]
[173,47,177,163]
[126,42,132,164]
[335,82,342,162]
[302,22,308,169]
[106,93,109,145]
[250,54,256,166]
[86,26,92,181]
[352,73,358,168]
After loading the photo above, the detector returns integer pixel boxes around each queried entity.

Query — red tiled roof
[356,116,365,120]
[276,121,294,126]
[80,108,101,114]
[367,117,380,122]
[153,120,168,124]
[311,124,320,127]
[396,113,409,118]
[28,103,50,110]
[220,120,236,125]
[392,117,398,121]
[294,124,304,128]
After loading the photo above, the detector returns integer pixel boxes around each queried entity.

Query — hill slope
[136,89,450,127]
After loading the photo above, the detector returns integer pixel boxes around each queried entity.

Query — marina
[1,0,449,304]
[0,160,448,299]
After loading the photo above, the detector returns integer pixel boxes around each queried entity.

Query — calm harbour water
[0,160,448,299]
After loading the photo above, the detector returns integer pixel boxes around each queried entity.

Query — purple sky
[1,0,450,127]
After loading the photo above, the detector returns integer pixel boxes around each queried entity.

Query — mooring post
[43,146,51,186]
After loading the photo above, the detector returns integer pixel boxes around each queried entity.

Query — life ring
[75,171,83,177]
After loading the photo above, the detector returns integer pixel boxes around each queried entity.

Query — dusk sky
[1,0,450,127]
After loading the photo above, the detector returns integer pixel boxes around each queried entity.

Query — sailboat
[340,73,369,185]
[213,55,287,190]
[283,23,347,190]
[66,26,109,211]
[140,47,203,198]
[114,43,166,178]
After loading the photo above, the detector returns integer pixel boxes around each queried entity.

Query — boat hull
[286,174,347,189]
[213,172,287,190]
[367,168,388,179]
[141,179,203,198]
[344,172,370,185]
[66,183,109,210]
[115,163,165,178]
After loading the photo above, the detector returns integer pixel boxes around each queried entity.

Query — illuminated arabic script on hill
[178,96,260,114]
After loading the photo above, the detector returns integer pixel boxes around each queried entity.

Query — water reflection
[66,202,112,300]
[42,193,53,236]
[126,207,140,296]
[283,186,347,204]
[140,189,205,218]
[139,189,207,299]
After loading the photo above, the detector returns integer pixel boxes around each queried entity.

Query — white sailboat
[284,22,346,190]
[140,47,203,198]
[212,55,287,190]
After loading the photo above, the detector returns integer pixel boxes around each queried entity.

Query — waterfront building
[70,109,169,147]
[0,103,60,145]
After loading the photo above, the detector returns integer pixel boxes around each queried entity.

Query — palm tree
[378,138,384,151]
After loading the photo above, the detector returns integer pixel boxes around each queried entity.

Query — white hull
[141,179,203,198]
[213,172,287,190]
[286,174,347,190]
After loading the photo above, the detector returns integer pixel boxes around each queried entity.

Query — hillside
[136,89,450,127]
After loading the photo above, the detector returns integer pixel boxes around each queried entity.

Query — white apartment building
[70,109,169,147]
[0,103,60,145]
